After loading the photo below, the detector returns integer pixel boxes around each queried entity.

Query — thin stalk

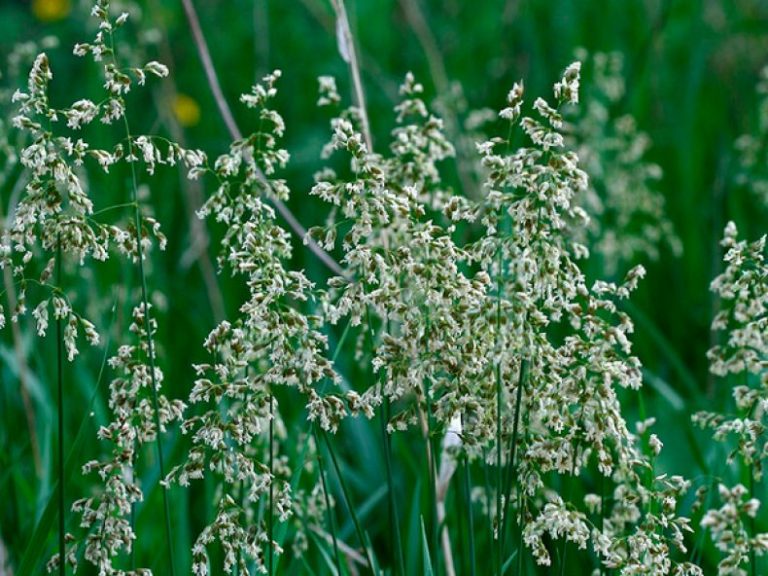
[455,472,466,574]
[559,384,588,576]
[397,0,477,199]
[144,0,226,323]
[329,0,373,152]
[321,429,375,575]
[494,244,503,576]
[237,366,251,576]
[15,295,117,576]
[122,117,176,576]
[316,428,342,575]
[462,455,476,576]
[600,472,606,576]
[516,488,524,576]
[495,361,503,575]
[515,405,531,575]
[500,359,527,552]
[179,0,344,276]
[105,16,177,570]
[750,470,757,576]
[297,0,399,101]
[481,453,495,563]
[56,235,65,576]
[131,436,137,571]
[271,318,354,573]
[558,507,570,574]
[268,393,275,576]
[421,311,440,572]
[382,397,405,576]
[425,414,439,569]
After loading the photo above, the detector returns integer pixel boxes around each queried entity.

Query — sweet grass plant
[1,1,768,575]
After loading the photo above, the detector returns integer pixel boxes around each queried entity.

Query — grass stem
[329,0,373,152]
[268,393,275,576]
[750,469,757,576]
[179,0,344,276]
[500,359,527,555]
[121,112,176,576]
[322,429,375,575]
[462,455,476,576]
[316,427,342,575]
[382,398,405,575]
[56,234,65,576]
[494,241,503,576]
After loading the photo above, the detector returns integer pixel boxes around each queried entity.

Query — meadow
[1,0,768,574]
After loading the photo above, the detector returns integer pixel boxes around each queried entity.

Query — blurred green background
[2,0,768,574]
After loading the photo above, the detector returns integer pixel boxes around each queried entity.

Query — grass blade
[421,516,434,576]
[322,429,376,575]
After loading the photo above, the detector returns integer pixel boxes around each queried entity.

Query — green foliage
[1,0,768,575]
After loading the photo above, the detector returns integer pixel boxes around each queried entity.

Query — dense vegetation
[1,1,768,574]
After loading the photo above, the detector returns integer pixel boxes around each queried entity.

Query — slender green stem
[56,235,65,576]
[559,383,588,576]
[382,397,405,576]
[315,428,342,575]
[600,472,606,576]
[462,454,476,576]
[91,201,138,217]
[516,489,524,576]
[268,394,275,576]
[750,469,757,576]
[329,0,373,152]
[131,435,137,571]
[559,526,568,576]
[15,297,117,576]
[495,360,502,576]
[272,318,354,572]
[455,471,467,574]
[516,404,531,575]
[494,242,503,576]
[123,116,176,576]
[106,21,176,570]
[321,429,375,575]
[237,365,250,576]
[690,476,717,566]
[420,307,440,572]
[482,453,495,563]
[500,359,527,554]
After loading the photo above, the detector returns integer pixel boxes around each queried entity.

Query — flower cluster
[310,71,491,445]
[2,0,198,359]
[48,303,183,575]
[471,63,698,574]
[695,222,768,476]
[6,1,744,573]
[168,71,343,574]
[694,222,768,574]
[700,484,768,575]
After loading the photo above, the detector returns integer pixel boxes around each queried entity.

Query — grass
[1,0,768,574]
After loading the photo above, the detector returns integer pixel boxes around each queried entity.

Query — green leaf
[421,516,434,576]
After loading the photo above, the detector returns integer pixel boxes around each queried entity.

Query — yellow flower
[32,0,71,22]
[172,93,201,128]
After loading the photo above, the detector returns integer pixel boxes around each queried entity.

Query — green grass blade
[309,530,340,576]
[421,516,434,576]
[322,429,376,575]
[501,550,519,575]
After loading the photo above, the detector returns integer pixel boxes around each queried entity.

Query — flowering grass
[1,1,768,575]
